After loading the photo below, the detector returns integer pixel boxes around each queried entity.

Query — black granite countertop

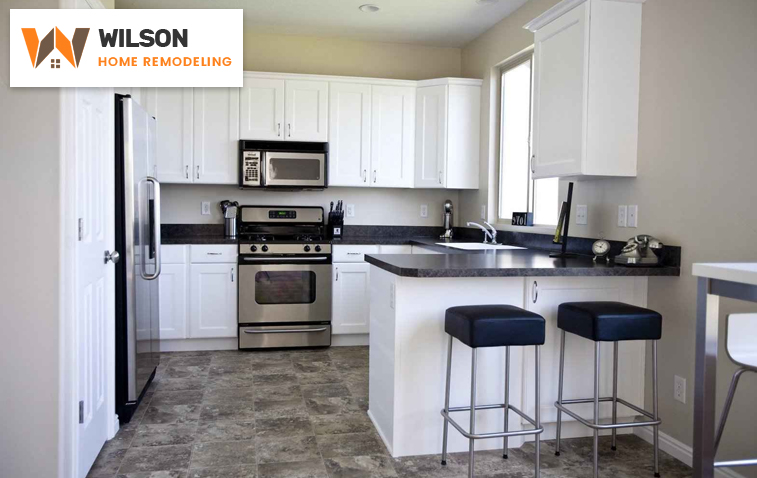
[364,246,681,278]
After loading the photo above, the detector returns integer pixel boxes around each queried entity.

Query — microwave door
[264,152,325,187]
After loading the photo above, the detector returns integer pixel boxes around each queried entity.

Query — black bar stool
[553,302,663,478]
[441,304,546,478]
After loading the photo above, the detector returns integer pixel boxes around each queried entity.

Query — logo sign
[10,9,242,87]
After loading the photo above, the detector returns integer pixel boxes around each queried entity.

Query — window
[497,52,559,226]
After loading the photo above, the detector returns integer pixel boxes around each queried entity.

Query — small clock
[592,239,611,262]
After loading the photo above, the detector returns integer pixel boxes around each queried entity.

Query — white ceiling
[115,0,530,48]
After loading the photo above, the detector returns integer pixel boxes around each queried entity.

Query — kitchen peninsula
[364,244,679,458]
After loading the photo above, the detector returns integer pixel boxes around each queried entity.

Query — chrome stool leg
[555,330,566,456]
[503,346,510,459]
[714,367,749,452]
[593,342,601,478]
[653,340,660,478]
[441,336,453,466]
[612,341,619,451]
[469,348,478,478]
[535,344,541,478]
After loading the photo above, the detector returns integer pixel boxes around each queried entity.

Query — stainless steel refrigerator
[114,94,161,423]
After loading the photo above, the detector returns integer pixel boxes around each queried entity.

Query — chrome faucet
[467,222,496,244]
[484,222,499,245]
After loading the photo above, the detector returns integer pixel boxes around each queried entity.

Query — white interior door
[75,87,114,478]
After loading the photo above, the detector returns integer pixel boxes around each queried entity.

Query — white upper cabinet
[414,79,481,189]
[285,80,329,142]
[526,0,643,179]
[145,88,193,183]
[329,82,372,187]
[192,87,240,184]
[239,77,284,140]
[371,85,416,188]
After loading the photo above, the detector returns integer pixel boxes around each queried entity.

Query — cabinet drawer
[162,245,188,264]
[190,245,238,263]
[239,324,331,349]
[333,245,380,262]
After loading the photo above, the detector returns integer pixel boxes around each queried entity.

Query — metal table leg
[693,278,719,478]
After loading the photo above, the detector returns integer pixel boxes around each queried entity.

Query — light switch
[627,205,638,228]
[575,205,588,225]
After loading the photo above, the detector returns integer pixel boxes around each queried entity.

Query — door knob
[104,250,120,264]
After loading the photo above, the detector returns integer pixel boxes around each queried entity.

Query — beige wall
[244,32,462,80]
[0,0,63,476]
[461,0,757,471]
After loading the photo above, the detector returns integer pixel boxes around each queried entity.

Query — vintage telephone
[614,235,664,266]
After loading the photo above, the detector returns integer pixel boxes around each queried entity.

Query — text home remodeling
[95,28,232,67]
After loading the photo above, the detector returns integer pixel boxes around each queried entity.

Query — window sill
[494,222,557,235]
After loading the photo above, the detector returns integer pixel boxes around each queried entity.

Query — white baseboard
[332,334,369,346]
[367,409,394,455]
[634,428,745,478]
[158,338,237,352]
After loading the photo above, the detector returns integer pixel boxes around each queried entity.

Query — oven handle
[240,256,330,262]
[243,327,328,334]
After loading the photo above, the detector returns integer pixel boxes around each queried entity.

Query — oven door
[264,152,326,188]
[238,262,332,324]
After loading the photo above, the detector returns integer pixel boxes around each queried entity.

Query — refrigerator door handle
[141,176,161,280]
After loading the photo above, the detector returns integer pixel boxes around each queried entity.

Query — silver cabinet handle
[373,170,377,183]
[531,155,536,174]
[206,252,222,255]
[363,169,367,183]
[335,267,339,281]
[277,123,281,137]
[185,165,189,179]
[288,123,291,137]
[196,165,200,179]
[244,327,328,334]
[231,267,234,283]
[532,281,538,304]
[104,250,120,264]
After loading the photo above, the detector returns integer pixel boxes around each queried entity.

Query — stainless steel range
[237,206,332,349]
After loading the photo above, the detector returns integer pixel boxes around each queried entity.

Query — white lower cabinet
[332,262,371,335]
[159,263,188,340]
[189,262,238,338]
[159,245,238,342]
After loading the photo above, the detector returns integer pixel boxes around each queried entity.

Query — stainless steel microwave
[239,140,328,189]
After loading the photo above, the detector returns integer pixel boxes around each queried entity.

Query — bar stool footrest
[441,404,544,440]
[555,397,661,430]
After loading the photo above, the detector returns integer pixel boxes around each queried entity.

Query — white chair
[714,314,757,462]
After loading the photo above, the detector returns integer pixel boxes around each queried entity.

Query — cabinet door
[145,88,193,183]
[285,80,328,142]
[158,263,188,340]
[332,263,371,335]
[240,77,284,140]
[370,85,415,188]
[531,2,589,178]
[522,277,646,424]
[192,87,240,184]
[189,263,238,338]
[328,82,371,187]
[414,85,447,188]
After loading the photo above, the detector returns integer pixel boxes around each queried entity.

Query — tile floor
[88,347,693,478]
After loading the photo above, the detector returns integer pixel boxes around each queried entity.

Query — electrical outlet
[345,204,355,218]
[576,205,588,225]
[617,205,627,227]
[627,205,638,228]
[480,205,487,220]
[674,375,686,404]
[201,202,211,215]
[420,204,428,218]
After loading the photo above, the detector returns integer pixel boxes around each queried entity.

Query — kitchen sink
[436,243,525,251]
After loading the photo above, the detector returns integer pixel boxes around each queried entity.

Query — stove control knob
[250,245,257,252]
[315,245,322,252]
[303,245,311,252]
[261,245,269,252]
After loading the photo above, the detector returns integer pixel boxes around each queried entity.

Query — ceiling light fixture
[476,0,499,5]
[359,4,380,13]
